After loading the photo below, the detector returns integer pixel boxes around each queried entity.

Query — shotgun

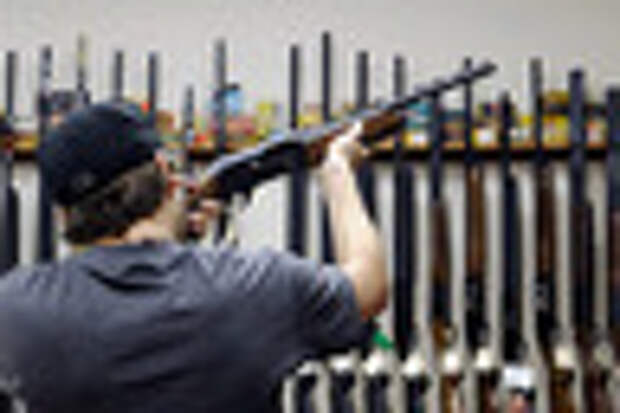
[392,56,430,412]
[498,92,536,411]
[569,69,612,413]
[189,62,497,204]
[37,46,55,262]
[320,31,335,264]
[530,59,576,413]
[463,57,499,413]
[428,84,464,413]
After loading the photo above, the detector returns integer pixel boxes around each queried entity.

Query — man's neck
[94,221,176,247]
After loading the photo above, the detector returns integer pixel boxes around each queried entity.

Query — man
[0,102,388,412]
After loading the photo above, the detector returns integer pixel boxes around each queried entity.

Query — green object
[372,330,395,350]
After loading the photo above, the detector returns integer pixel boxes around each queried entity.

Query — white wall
[1,0,620,118]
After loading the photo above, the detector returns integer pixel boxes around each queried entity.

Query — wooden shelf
[11,135,609,162]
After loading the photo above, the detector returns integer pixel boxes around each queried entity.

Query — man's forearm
[320,153,387,318]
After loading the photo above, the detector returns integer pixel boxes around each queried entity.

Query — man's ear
[153,153,178,196]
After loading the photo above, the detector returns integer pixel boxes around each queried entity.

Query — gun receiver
[191,62,497,204]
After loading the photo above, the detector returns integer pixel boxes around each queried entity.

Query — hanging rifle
[0,51,19,274]
[569,69,612,413]
[37,46,55,262]
[607,87,620,374]
[75,34,90,108]
[463,57,498,413]
[530,59,573,413]
[112,50,124,102]
[498,92,536,411]
[320,31,335,264]
[428,81,464,413]
[393,56,429,413]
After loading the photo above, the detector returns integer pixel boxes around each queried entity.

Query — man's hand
[324,121,369,168]
[168,173,222,239]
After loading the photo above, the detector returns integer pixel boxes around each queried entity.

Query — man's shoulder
[0,262,58,298]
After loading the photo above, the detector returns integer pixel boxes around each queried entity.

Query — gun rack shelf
[11,136,610,162]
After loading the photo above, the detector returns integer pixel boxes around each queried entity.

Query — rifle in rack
[320,31,335,264]
[463,58,498,413]
[607,88,620,369]
[427,81,464,413]
[530,59,575,413]
[37,46,55,262]
[185,61,497,206]
[498,92,536,411]
[393,56,429,413]
[568,69,612,413]
[0,51,19,275]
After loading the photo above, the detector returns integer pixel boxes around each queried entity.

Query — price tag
[502,365,535,390]
[476,128,495,146]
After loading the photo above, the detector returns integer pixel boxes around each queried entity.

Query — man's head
[38,103,180,245]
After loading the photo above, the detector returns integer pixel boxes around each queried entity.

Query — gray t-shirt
[0,241,370,413]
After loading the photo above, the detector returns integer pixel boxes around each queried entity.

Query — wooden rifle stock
[477,370,499,413]
[431,201,452,351]
[465,166,487,351]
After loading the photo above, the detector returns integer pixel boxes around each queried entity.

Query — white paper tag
[501,365,535,390]
[477,128,495,145]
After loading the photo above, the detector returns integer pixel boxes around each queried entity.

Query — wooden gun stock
[465,166,487,352]
[549,368,576,413]
[477,371,499,413]
[535,165,557,360]
[439,375,465,413]
[431,201,453,351]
